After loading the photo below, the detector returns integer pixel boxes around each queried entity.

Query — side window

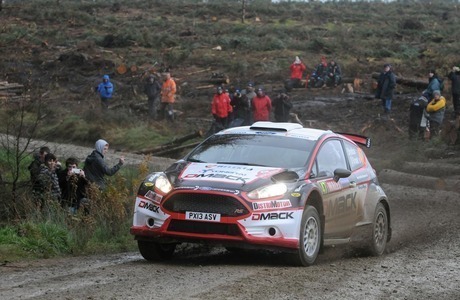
[344,141,364,171]
[316,140,347,177]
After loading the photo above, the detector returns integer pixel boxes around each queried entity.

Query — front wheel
[367,202,389,256]
[290,205,321,266]
[138,240,176,261]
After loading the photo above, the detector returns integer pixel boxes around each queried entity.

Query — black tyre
[367,202,388,256]
[291,205,321,266]
[138,240,176,261]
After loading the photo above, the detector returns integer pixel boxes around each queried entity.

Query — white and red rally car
[131,122,391,266]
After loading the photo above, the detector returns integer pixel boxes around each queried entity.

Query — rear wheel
[367,202,388,256]
[138,240,176,261]
[290,205,321,266]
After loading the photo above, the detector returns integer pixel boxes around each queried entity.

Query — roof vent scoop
[250,122,303,132]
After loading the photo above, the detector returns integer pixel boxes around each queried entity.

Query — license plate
[185,211,221,222]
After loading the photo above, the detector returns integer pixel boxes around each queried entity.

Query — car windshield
[187,134,314,168]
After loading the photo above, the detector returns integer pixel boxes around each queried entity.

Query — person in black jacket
[375,63,397,115]
[273,92,293,122]
[83,139,124,190]
[448,66,460,117]
[144,74,162,120]
[57,157,89,214]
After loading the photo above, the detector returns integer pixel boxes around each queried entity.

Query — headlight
[155,174,173,194]
[247,183,287,200]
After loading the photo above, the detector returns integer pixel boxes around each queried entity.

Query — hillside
[1,0,459,157]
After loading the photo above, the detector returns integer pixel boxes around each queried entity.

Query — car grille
[162,193,249,217]
[168,220,240,236]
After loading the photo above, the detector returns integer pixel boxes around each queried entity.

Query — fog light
[147,218,155,228]
[268,227,276,236]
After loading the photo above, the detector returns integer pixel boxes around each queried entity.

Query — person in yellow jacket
[159,72,177,121]
[425,90,446,137]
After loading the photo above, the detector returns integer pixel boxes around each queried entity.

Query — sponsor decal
[357,184,367,190]
[183,173,249,182]
[144,190,156,201]
[186,211,221,222]
[319,180,347,194]
[252,200,292,211]
[291,192,301,197]
[138,200,160,213]
[319,182,328,194]
[144,182,154,187]
[356,173,370,181]
[193,186,240,195]
[256,169,281,179]
[180,163,282,184]
[326,192,357,217]
[252,212,294,220]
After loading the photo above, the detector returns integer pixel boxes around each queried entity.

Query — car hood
[173,162,290,192]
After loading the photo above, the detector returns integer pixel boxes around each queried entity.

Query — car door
[312,139,359,239]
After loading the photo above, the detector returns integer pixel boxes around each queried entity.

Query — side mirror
[333,168,351,182]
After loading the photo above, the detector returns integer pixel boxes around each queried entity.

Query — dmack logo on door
[326,192,357,217]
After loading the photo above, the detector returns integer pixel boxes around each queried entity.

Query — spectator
[83,139,124,190]
[375,63,397,115]
[252,87,272,122]
[273,92,293,122]
[159,72,177,122]
[422,69,441,101]
[144,74,162,120]
[230,89,251,126]
[448,66,460,117]
[286,56,306,90]
[425,90,446,138]
[57,157,89,214]
[96,74,114,110]
[35,153,61,207]
[325,59,342,87]
[211,86,233,129]
[310,56,328,88]
[408,95,429,140]
[242,82,256,124]
[28,146,50,191]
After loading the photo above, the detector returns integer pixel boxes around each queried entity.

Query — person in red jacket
[252,87,272,122]
[289,56,306,88]
[211,86,233,128]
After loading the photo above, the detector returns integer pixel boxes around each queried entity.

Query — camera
[71,168,81,174]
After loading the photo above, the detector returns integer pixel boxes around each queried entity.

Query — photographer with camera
[57,157,89,215]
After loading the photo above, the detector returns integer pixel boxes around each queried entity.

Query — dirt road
[1,156,459,300]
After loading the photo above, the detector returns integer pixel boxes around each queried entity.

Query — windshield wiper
[187,158,206,163]
[217,161,268,167]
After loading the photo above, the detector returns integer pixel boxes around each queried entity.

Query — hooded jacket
[83,139,122,189]
[252,93,272,122]
[97,75,114,99]
[290,62,306,80]
[426,96,446,125]
[212,92,233,118]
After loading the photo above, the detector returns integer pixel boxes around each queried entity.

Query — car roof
[218,121,333,141]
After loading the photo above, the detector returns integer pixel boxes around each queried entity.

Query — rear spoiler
[336,132,371,148]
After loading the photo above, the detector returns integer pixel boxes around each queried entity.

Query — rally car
[130,122,391,266]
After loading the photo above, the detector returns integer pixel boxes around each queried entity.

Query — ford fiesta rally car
[130,122,391,266]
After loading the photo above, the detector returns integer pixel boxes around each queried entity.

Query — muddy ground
[1,90,460,300]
